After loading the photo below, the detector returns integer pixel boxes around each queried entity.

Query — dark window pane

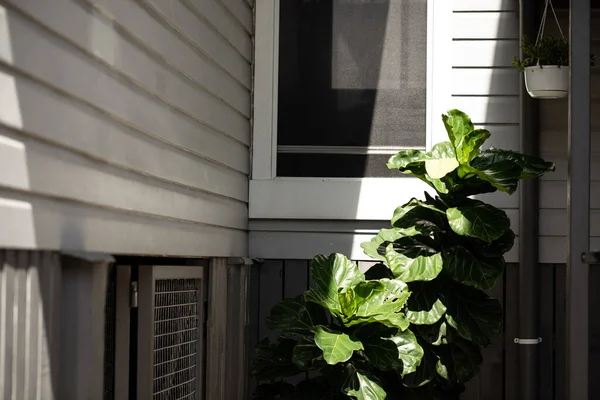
[277,0,428,155]
[277,153,410,178]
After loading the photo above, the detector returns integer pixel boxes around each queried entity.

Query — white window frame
[250,0,453,220]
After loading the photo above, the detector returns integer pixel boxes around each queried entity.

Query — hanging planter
[512,0,594,99]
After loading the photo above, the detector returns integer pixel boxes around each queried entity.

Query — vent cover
[153,278,201,399]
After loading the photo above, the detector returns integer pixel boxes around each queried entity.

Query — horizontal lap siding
[538,12,600,264]
[453,1,521,260]
[0,0,251,256]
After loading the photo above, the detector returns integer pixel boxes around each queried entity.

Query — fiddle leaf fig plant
[252,109,555,399]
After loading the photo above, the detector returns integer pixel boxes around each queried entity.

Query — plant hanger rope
[536,0,565,46]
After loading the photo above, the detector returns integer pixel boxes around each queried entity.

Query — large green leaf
[425,142,459,179]
[253,338,301,381]
[414,319,452,346]
[446,200,510,242]
[362,336,403,371]
[385,240,443,282]
[341,279,411,330]
[442,246,505,290]
[313,327,364,365]
[475,148,555,179]
[465,158,522,194]
[391,198,446,235]
[389,329,424,376]
[403,344,438,387]
[292,340,323,370]
[387,150,449,194]
[434,338,483,383]
[361,329,423,376]
[306,254,364,315]
[361,228,407,261]
[353,279,410,317]
[443,282,503,346]
[406,298,447,325]
[342,365,387,400]
[344,312,411,331]
[454,129,491,164]
[470,229,515,257]
[441,109,475,151]
[266,297,328,339]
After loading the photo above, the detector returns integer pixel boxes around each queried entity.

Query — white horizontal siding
[453,0,517,11]
[537,13,600,263]
[0,0,251,256]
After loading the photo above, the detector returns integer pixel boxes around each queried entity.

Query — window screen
[277,0,428,178]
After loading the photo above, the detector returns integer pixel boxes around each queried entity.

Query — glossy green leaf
[425,142,459,179]
[406,298,447,325]
[361,228,407,261]
[454,129,491,164]
[390,329,424,376]
[292,341,323,370]
[464,158,522,194]
[443,283,503,346]
[345,312,411,331]
[353,279,410,317]
[446,200,510,242]
[362,336,402,371]
[305,254,364,315]
[442,246,505,290]
[403,346,438,387]
[470,229,516,257]
[441,109,475,151]
[391,198,446,235]
[343,366,387,400]
[313,327,364,365]
[385,241,443,282]
[266,297,328,339]
[475,148,555,179]
[341,280,411,330]
[387,150,449,194]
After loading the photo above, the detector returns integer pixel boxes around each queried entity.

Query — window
[277,0,428,178]
[251,0,451,219]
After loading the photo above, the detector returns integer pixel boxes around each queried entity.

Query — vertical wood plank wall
[250,261,574,400]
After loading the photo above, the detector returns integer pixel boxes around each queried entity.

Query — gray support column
[566,0,591,398]
[518,0,541,398]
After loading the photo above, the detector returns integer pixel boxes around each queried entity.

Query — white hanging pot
[524,65,569,99]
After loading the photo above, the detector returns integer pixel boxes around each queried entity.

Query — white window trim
[250,0,453,220]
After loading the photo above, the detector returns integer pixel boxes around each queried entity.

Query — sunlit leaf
[313,327,363,365]
[305,254,364,315]
[446,200,510,242]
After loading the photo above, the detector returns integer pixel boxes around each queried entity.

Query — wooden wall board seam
[1,3,250,143]
[156,0,252,63]
[4,0,251,120]
[0,184,248,232]
[0,64,250,178]
[215,0,253,34]
[0,122,249,204]
[132,0,251,88]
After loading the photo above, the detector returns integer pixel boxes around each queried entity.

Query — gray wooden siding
[537,10,600,263]
[0,250,61,400]
[0,0,252,256]
[249,261,575,400]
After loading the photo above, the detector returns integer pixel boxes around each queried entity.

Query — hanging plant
[512,0,595,99]
[252,109,555,400]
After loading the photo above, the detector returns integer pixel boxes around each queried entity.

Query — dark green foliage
[252,109,555,399]
[512,34,595,72]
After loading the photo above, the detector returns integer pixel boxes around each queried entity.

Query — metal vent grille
[153,278,201,399]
